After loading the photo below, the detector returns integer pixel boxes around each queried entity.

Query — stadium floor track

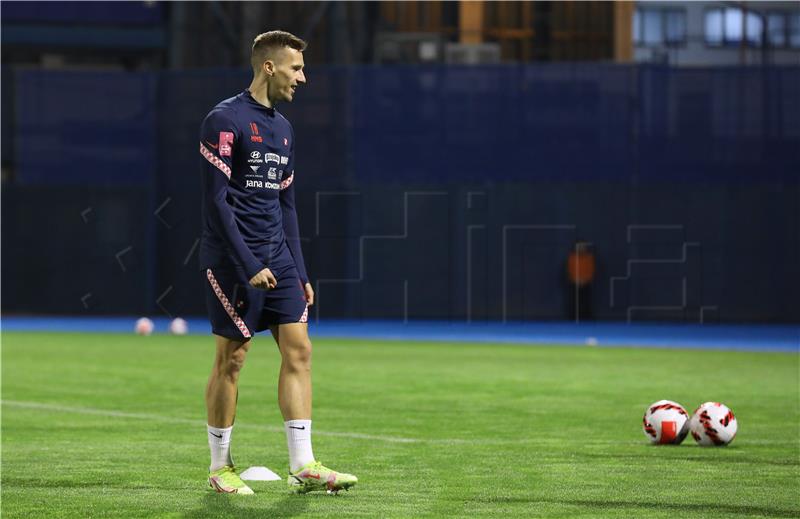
[2,317,797,352]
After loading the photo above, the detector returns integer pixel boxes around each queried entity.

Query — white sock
[208,425,233,471]
[284,420,314,472]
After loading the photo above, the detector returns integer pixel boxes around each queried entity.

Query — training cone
[240,466,282,481]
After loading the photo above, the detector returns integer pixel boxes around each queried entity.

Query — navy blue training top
[198,90,308,284]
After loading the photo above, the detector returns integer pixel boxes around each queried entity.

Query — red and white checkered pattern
[280,172,294,191]
[299,304,308,323]
[206,269,251,338]
[200,143,232,179]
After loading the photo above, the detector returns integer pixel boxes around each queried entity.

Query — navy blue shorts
[204,264,308,340]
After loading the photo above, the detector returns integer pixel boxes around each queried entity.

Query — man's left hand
[304,282,315,306]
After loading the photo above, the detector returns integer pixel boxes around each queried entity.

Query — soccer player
[198,30,356,495]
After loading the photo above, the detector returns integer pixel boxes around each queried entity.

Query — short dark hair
[251,30,307,71]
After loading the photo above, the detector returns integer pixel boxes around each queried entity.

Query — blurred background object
[1,1,798,324]
[567,242,596,322]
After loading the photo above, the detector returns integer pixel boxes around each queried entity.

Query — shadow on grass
[470,497,799,518]
[183,492,310,519]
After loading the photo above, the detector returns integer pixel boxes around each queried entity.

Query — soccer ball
[135,317,154,336]
[642,400,690,445]
[689,402,737,446]
[169,317,188,335]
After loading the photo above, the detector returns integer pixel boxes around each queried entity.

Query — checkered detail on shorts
[200,143,232,179]
[206,269,251,338]
[299,304,308,324]
[280,172,294,190]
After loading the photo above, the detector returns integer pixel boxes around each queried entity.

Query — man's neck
[248,77,273,108]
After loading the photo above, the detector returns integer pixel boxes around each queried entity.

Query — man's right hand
[249,267,277,290]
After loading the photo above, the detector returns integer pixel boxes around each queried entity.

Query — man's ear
[263,60,275,77]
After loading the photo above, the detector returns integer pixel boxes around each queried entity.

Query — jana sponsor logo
[246,179,281,190]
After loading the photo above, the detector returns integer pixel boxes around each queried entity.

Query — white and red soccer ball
[134,317,154,336]
[642,400,690,445]
[169,317,189,335]
[689,402,738,446]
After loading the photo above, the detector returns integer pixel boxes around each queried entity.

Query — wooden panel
[373,1,618,61]
[405,1,418,31]
[381,2,397,27]
[613,1,634,62]
[459,1,484,44]
[427,1,442,30]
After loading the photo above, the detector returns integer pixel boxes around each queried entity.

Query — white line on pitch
[0,400,545,446]
[4,400,787,447]
[0,400,421,444]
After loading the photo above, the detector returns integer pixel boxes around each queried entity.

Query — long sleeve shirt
[198,90,308,283]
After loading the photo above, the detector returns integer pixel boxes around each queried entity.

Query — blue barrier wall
[2,65,798,323]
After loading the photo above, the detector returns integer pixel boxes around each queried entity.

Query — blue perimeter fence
[1,64,799,323]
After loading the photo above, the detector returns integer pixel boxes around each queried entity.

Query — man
[198,30,357,495]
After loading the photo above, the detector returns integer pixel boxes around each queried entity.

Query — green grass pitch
[2,331,798,518]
